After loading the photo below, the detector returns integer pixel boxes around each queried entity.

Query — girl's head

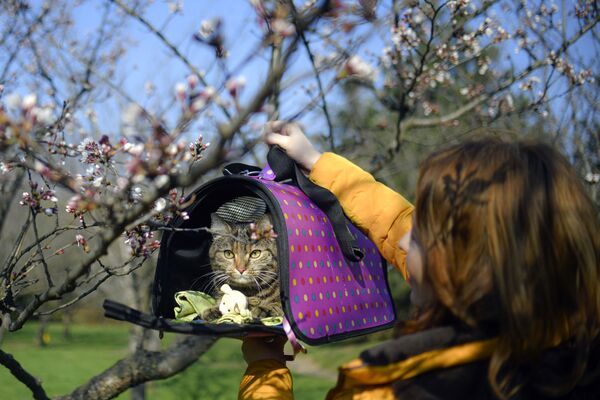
[409,139,600,396]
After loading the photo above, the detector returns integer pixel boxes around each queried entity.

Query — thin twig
[299,30,335,150]
[0,4,51,82]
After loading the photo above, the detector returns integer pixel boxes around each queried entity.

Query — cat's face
[208,213,278,291]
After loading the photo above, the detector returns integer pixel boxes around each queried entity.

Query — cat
[201,213,282,322]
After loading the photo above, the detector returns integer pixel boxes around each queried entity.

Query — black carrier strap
[267,146,364,262]
[104,299,169,330]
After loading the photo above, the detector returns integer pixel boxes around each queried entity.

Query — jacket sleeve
[238,359,293,400]
[309,152,414,279]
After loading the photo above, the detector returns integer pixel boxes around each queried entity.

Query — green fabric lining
[173,290,283,326]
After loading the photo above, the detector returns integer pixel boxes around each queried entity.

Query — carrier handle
[267,145,364,262]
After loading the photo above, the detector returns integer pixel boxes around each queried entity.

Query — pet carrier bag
[103,146,396,347]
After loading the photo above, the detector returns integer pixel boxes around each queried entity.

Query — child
[239,122,600,400]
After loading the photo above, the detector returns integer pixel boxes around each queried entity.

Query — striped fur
[204,213,282,320]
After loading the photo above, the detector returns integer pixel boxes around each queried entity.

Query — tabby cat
[201,213,282,321]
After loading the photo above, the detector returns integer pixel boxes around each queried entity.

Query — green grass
[0,322,347,399]
[0,322,131,399]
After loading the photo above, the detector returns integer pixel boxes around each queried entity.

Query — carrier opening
[152,182,278,320]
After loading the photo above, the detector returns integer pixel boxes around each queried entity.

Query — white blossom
[519,76,541,91]
[124,143,144,156]
[144,81,155,95]
[204,86,216,98]
[166,143,178,156]
[191,97,207,112]
[187,74,199,89]
[198,19,218,40]
[5,92,21,110]
[392,24,419,50]
[131,186,143,200]
[505,94,514,109]
[32,107,54,125]
[226,76,247,97]
[272,19,296,37]
[85,108,97,122]
[155,175,170,188]
[341,56,376,82]
[167,0,183,13]
[122,103,142,127]
[154,198,167,212]
[0,162,13,173]
[22,94,37,110]
[174,82,187,99]
[584,172,600,184]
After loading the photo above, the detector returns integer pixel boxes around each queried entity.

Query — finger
[281,122,301,137]
[264,120,286,135]
[265,132,289,147]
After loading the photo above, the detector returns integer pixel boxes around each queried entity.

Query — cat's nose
[236,266,246,274]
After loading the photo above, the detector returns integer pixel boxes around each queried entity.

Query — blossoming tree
[0,0,597,398]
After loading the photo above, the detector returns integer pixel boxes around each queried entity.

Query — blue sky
[69,0,339,139]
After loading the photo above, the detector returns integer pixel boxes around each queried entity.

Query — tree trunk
[126,261,162,400]
[36,315,50,347]
[62,311,73,341]
[0,313,11,347]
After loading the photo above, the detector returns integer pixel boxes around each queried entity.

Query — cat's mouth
[227,273,272,292]
[227,274,255,288]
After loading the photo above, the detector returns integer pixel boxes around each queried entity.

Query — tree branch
[55,335,217,400]
[110,0,222,112]
[0,168,24,238]
[399,17,600,134]
[0,3,51,82]
[0,349,50,400]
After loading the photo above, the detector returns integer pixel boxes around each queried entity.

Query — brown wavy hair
[411,139,600,398]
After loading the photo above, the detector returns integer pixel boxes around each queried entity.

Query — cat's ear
[210,213,230,234]
[256,213,273,231]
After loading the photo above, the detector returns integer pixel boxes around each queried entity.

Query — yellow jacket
[307,153,414,280]
[239,153,493,400]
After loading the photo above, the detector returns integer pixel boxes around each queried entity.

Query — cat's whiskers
[255,270,277,285]
[190,271,215,290]
[214,275,230,291]
[255,275,277,290]
[203,271,229,295]
[251,275,263,293]
[190,270,223,291]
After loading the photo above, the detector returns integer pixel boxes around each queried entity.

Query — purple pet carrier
[104,146,396,345]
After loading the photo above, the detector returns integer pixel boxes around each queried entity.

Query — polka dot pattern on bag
[258,179,395,341]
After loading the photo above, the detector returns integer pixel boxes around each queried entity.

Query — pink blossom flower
[339,56,376,82]
[225,76,246,98]
[187,74,199,89]
[75,234,86,245]
[175,83,187,101]
[271,19,296,37]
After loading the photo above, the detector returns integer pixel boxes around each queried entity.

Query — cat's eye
[223,250,234,259]
[250,250,261,259]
